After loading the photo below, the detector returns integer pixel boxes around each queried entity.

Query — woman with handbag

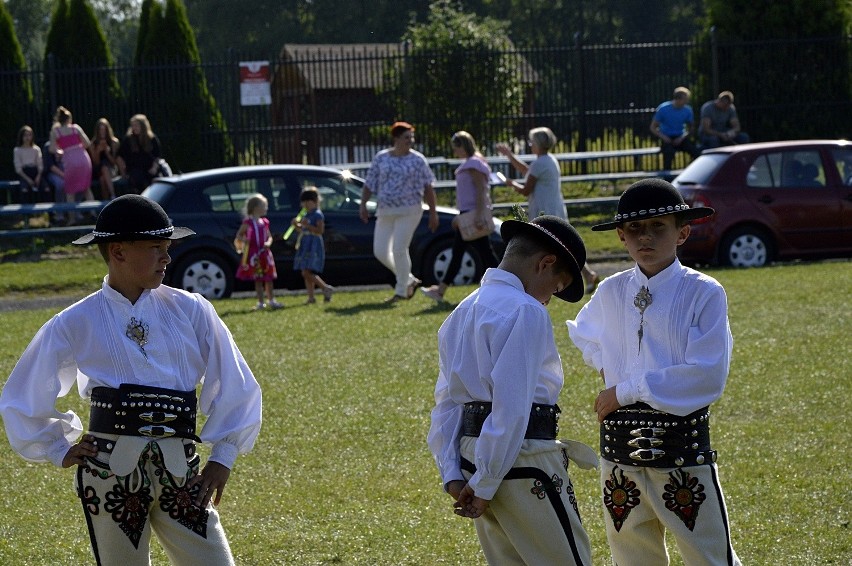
[422,131,498,303]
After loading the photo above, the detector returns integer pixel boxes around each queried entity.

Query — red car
[673,140,852,267]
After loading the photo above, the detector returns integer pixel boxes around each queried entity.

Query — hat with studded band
[72,194,195,245]
[592,178,714,231]
[500,214,587,303]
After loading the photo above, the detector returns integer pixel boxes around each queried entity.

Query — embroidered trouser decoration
[603,466,641,532]
[77,441,209,550]
[461,453,588,566]
[663,468,706,531]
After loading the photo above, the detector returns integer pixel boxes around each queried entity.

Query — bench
[0,201,107,241]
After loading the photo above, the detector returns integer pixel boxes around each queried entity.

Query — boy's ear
[677,223,691,245]
[616,226,626,244]
[537,252,558,272]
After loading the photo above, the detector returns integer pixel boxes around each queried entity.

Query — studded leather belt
[601,403,716,468]
[89,384,200,442]
[462,402,560,440]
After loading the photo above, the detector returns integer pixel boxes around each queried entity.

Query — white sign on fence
[239,61,271,106]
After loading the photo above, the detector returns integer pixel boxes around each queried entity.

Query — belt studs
[629,427,666,438]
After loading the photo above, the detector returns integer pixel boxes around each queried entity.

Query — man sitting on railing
[650,86,701,170]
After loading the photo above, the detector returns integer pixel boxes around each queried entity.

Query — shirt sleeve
[193,298,262,469]
[467,305,549,500]
[566,290,606,373]
[0,316,84,467]
[426,364,465,489]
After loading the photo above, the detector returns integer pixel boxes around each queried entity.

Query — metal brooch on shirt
[126,317,149,361]
[633,286,653,354]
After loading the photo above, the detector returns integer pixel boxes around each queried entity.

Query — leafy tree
[0,0,33,178]
[4,0,52,65]
[379,0,523,154]
[134,0,233,172]
[689,0,852,141]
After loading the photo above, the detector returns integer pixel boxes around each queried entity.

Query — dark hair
[299,187,319,203]
[504,232,573,275]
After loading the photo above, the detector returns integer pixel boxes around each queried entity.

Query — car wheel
[172,252,234,299]
[423,240,483,286]
[721,227,773,268]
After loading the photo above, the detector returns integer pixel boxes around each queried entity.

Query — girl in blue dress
[292,188,334,304]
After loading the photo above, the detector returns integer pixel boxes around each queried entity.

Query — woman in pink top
[422,131,498,303]
[49,106,93,200]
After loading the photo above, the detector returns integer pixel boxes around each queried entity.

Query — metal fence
[4,35,850,180]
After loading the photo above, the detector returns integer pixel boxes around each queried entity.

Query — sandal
[322,286,335,303]
[406,277,422,299]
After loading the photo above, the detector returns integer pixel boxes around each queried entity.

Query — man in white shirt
[428,215,597,566]
[567,179,740,566]
[0,195,262,565]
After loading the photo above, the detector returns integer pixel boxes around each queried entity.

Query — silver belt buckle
[138,425,176,438]
[629,448,666,461]
[628,437,664,449]
[140,411,177,424]
[630,427,666,437]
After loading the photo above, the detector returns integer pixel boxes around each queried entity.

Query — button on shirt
[0,279,262,471]
[566,259,732,416]
[427,268,564,500]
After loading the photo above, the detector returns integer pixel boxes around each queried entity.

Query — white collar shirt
[427,268,564,500]
[0,278,262,472]
[566,259,732,416]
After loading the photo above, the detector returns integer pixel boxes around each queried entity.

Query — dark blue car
[143,165,503,298]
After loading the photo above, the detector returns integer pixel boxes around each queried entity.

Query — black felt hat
[592,178,714,231]
[72,194,195,245]
[500,215,587,302]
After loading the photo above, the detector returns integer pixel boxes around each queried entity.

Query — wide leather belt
[462,402,559,440]
[601,403,716,468]
[89,384,201,442]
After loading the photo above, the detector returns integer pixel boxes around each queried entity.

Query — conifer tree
[134,0,232,172]
[0,1,33,178]
[43,0,124,133]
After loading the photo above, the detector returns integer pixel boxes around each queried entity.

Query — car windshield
[673,154,727,185]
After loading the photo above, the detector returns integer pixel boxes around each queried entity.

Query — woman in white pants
[360,121,439,302]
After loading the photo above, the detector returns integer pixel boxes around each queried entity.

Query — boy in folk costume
[428,215,598,566]
[0,195,262,565]
[567,179,741,565]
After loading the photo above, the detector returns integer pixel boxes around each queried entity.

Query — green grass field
[0,257,850,564]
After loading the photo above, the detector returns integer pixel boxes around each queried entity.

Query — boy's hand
[61,434,99,467]
[453,484,489,519]
[188,461,231,508]
[446,480,466,500]
[594,386,621,422]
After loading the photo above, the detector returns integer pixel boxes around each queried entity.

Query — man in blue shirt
[650,87,700,170]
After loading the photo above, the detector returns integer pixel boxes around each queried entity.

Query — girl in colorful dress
[235,193,282,310]
[292,188,334,304]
